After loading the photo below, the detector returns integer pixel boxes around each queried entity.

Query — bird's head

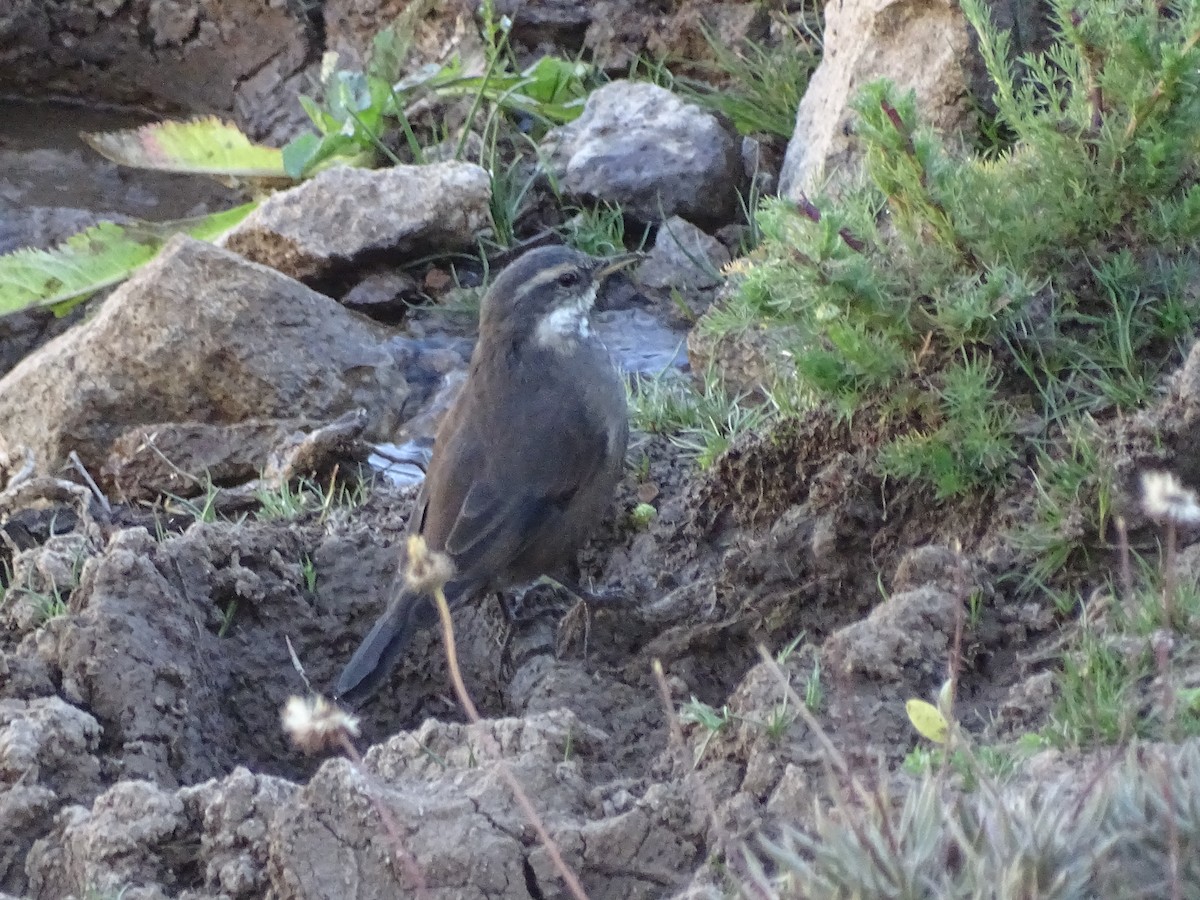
[479,245,638,352]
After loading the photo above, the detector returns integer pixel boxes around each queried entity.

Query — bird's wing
[426,394,614,582]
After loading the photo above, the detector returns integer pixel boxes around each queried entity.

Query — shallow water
[0,98,240,226]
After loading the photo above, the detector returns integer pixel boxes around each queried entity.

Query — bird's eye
[557,270,582,288]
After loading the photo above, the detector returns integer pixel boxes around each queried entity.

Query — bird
[335,244,634,703]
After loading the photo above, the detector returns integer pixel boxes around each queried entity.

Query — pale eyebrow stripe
[513,262,579,298]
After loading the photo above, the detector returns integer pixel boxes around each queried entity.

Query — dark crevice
[521,855,546,900]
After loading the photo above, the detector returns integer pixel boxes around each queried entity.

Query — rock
[340,269,421,323]
[1,534,96,637]
[0,697,102,803]
[891,544,973,594]
[779,0,977,198]
[222,163,491,283]
[50,523,325,786]
[0,236,411,475]
[687,310,799,397]
[102,419,318,503]
[0,784,56,896]
[741,133,786,195]
[233,61,317,147]
[182,767,297,899]
[0,0,312,139]
[269,710,699,899]
[583,1,767,73]
[638,216,731,291]
[544,81,743,226]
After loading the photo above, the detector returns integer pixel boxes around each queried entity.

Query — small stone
[638,216,731,291]
[341,270,420,323]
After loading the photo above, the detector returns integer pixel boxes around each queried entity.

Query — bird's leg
[535,575,626,607]
[537,575,628,660]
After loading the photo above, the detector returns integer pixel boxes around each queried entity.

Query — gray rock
[638,216,731,291]
[822,585,960,680]
[779,0,977,199]
[544,81,743,226]
[740,133,786,195]
[25,779,188,900]
[0,236,411,473]
[0,0,311,137]
[222,163,491,282]
[101,419,321,502]
[269,710,699,899]
[340,269,421,322]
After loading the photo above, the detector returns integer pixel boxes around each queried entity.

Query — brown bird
[336,245,633,702]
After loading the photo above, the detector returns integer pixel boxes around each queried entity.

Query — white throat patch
[534,284,597,350]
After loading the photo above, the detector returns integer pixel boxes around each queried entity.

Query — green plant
[1051,629,1149,746]
[716,0,1200,522]
[318,472,373,523]
[165,477,224,524]
[563,202,633,257]
[679,697,733,765]
[255,478,317,522]
[218,598,238,638]
[758,742,1200,897]
[630,368,771,469]
[1009,420,1113,591]
[33,584,69,624]
[630,502,657,529]
[301,554,318,593]
[667,20,820,138]
[804,659,824,712]
[876,353,1018,499]
[763,697,795,741]
[284,7,594,178]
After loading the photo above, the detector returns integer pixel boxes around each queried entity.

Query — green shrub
[720,0,1200,502]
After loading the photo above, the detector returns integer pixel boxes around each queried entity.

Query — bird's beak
[593,252,643,280]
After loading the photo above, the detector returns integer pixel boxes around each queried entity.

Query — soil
[0,1,1192,896]
[0,384,1124,898]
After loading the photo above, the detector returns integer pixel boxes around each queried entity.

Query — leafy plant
[82,117,290,179]
[283,15,594,178]
[679,697,733,765]
[0,204,255,318]
[715,0,1200,510]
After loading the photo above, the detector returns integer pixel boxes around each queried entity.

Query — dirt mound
[0,401,1133,897]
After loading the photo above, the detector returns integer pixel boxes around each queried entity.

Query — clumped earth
[4,1,1200,899]
[1,376,1176,898]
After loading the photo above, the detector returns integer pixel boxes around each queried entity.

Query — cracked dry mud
[0,376,1109,900]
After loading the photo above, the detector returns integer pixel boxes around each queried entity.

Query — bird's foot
[539,577,630,659]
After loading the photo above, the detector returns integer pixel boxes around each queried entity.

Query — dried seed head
[1141,470,1200,525]
[282,694,360,754]
[404,534,455,594]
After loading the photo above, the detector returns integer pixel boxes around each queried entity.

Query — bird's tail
[334,589,439,703]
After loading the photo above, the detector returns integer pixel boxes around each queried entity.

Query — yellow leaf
[906,698,949,744]
[82,117,286,177]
